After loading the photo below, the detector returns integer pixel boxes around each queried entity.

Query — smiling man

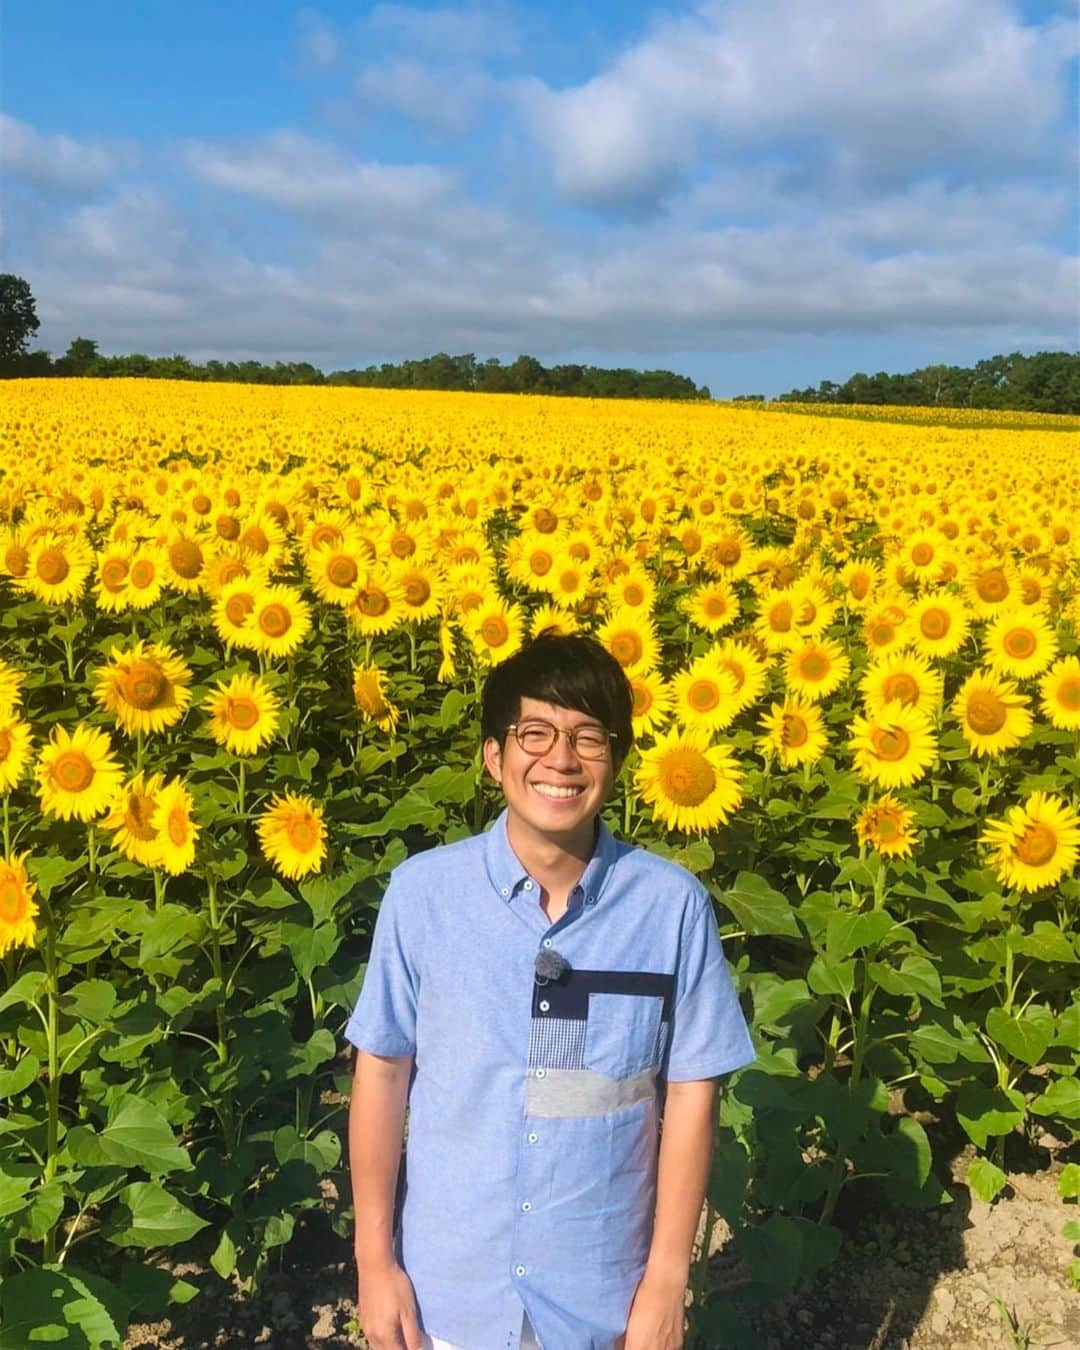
[346,631,754,1350]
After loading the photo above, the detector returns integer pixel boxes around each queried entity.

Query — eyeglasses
[506,719,616,760]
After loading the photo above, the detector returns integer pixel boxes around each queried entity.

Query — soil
[122,1148,1079,1350]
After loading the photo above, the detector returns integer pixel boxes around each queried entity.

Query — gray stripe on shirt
[525,1066,658,1117]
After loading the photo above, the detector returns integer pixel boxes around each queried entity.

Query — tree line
[2,273,1076,410]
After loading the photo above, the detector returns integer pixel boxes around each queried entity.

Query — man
[346,632,754,1350]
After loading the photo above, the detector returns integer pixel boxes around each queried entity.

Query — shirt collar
[484,807,619,906]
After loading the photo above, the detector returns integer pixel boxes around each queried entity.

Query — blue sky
[2,0,1076,396]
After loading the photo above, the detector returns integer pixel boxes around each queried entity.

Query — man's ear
[481,736,504,784]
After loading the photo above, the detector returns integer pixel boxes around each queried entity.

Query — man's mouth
[530,782,585,799]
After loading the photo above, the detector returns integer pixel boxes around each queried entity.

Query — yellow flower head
[102,772,165,867]
[860,648,943,718]
[37,723,124,821]
[784,639,851,704]
[982,792,1080,894]
[1039,654,1080,731]
[0,660,25,718]
[94,641,193,737]
[635,728,743,835]
[152,778,199,875]
[249,585,312,658]
[951,669,1033,758]
[849,701,937,789]
[904,591,970,660]
[671,654,740,733]
[683,581,741,635]
[124,548,167,609]
[0,853,38,956]
[352,664,400,733]
[982,608,1059,680]
[205,673,280,755]
[347,569,406,636]
[93,545,134,613]
[257,790,327,880]
[855,794,917,859]
[22,532,94,605]
[466,595,526,666]
[712,638,769,714]
[758,697,827,768]
[0,714,34,794]
[596,607,660,676]
[628,669,674,738]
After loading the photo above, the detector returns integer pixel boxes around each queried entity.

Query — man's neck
[505,812,597,917]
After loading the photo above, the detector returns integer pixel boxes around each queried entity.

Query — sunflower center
[169,539,204,578]
[357,588,389,617]
[871,725,911,762]
[225,593,254,626]
[623,583,644,606]
[53,750,94,793]
[287,813,320,852]
[569,542,590,562]
[327,555,358,589]
[122,660,168,709]
[534,509,558,534]
[849,571,871,600]
[782,714,809,748]
[704,595,728,618]
[769,601,793,632]
[609,631,643,667]
[1014,822,1056,867]
[715,540,741,567]
[311,524,341,550]
[682,529,702,555]
[354,677,387,717]
[36,547,69,585]
[241,526,270,555]
[216,515,240,541]
[799,651,829,681]
[100,557,129,592]
[391,534,415,559]
[911,542,934,566]
[218,560,247,587]
[559,571,580,594]
[875,812,901,842]
[226,697,260,730]
[259,604,291,638]
[530,551,553,576]
[0,730,10,760]
[966,691,1007,735]
[882,673,919,706]
[687,679,720,713]
[657,748,716,807]
[975,569,1008,603]
[1002,627,1036,660]
[126,793,158,841]
[1058,676,1080,711]
[631,681,653,717]
[869,622,895,647]
[192,493,212,515]
[920,608,950,640]
[130,559,156,589]
[4,544,29,577]
[167,807,189,847]
[0,878,28,922]
[405,578,430,607]
[480,616,509,647]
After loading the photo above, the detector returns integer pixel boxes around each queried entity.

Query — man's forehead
[516,696,604,726]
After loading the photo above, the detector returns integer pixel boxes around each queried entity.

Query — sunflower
[597,607,660,676]
[784,639,850,703]
[1039,655,1080,731]
[863,598,909,655]
[849,701,937,789]
[982,608,1059,680]
[236,511,289,571]
[93,545,134,613]
[203,550,269,599]
[0,661,24,718]
[758,697,827,768]
[702,524,757,581]
[205,673,280,755]
[753,587,801,653]
[898,529,947,582]
[952,670,1033,758]
[102,772,165,867]
[347,569,406,636]
[249,586,312,658]
[860,648,943,718]
[213,580,260,649]
[164,532,207,594]
[548,558,594,610]
[37,723,124,821]
[635,728,743,834]
[855,794,917,859]
[606,566,655,613]
[152,778,198,874]
[904,592,970,660]
[256,791,327,880]
[125,548,167,609]
[352,664,400,732]
[528,604,581,639]
[965,561,1016,619]
[94,641,193,736]
[306,542,363,606]
[22,531,94,605]
[712,638,770,714]
[982,791,1080,894]
[791,581,837,640]
[0,853,38,956]
[436,620,457,682]
[392,561,444,624]
[465,595,526,666]
[684,581,740,635]
[671,654,740,733]
[0,715,34,793]
[506,533,561,592]
[628,670,674,738]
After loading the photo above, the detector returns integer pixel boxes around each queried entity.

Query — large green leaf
[826,909,895,961]
[985,1006,1053,1067]
[272,1125,341,1171]
[0,1265,130,1349]
[719,872,801,938]
[868,955,943,1007]
[806,954,856,1000]
[0,1053,39,1098]
[0,970,46,1015]
[102,1181,209,1249]
[1029,1076,1080,1121]
[1013,921,1078,964]
[66,1096,191,1174]
[956,1083,1026,1148]
[967,1157,1008,1203]
[748,974,815,1029]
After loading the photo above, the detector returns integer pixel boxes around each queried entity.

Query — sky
[1,0,1077,397]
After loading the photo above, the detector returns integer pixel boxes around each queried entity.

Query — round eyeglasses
[505,720,616,760]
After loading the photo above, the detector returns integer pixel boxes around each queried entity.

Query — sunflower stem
[2,792,10,856]
[237,760,246,818]
[408,628,417,673]
[153,870,166,913]
[41,897,61,1260]
[205,872,236,1153]
[86,825,98,877]
[135,731,145,774]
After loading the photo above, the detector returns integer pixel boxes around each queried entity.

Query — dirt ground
[123,1150,1079,1350]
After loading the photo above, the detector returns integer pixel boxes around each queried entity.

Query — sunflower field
[0,379,1078,1346]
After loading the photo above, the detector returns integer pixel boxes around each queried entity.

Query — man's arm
[624,1077,718,1350]
[349,1049,423,1350]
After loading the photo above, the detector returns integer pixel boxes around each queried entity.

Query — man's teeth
[531,783,584,798]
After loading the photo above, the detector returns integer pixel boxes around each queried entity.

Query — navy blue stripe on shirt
[532,968,675,1020]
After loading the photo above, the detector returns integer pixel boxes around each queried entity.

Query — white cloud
[368,2,518,59]
[0,113,128,194]
[352,59,493,133]
[518,0,1076,212]
[296,8,341,69]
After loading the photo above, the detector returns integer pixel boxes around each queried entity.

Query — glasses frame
[505,719,617,760]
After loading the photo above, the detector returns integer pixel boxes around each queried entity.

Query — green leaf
[956,1083,1026,1148]
[272,1126,341,1172]
[1029,1076,1080,1121]
[24,1183,65,1243]
[719,872,801,938]
[102,1181,209,1248]
[1014,921,1078,964]
[0,1170,29,1219]
[25,855,84,901]
[1056,1163,1080,1199]
[749,975,815,1029]
[0,1053,39,1098]
[279,921,340,982]
[985,1006,1053,1066]
[806,954,856,999]
[349,791,446,837]
[0,1266,130,1350]
[967,1157,1008,1203]
[136,904,204,963]
[0,970,46,1015]
[66,1096,192,1174]
[868,955,943,1007]
[951,786,978,815]
[909,800,948,828]
[826,909,895,961]
[210,1225,238,1280]
[64,979,118,1024]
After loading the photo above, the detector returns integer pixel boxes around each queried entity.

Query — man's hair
[480,630,634,769]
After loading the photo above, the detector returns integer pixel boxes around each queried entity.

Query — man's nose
[543,729,581,768]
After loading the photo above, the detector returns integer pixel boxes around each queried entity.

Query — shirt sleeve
[343,869,420,1057]
[663,893,755,1082]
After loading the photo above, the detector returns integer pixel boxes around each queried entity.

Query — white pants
[425,1311,540,1349]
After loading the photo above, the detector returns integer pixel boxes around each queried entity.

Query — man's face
[482,696,616,848]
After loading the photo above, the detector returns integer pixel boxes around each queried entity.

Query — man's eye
[575,732,607,749]
[519,726,551,745]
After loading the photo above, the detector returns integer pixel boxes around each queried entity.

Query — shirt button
[514,1265,526,1277]
[521,1200,532,1212]
[527,1132,538,1143]
[500,886,509,897]
[585,894,596,906]
[523,880,533,890]
[535,1068,546,1079]
[542,939,553,949]
[539,1000,550,1013]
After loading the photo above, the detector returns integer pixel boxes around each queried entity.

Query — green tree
[0,274,41,366]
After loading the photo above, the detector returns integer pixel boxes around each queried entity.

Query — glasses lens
[572,728,610,758]
[516,723,557,753]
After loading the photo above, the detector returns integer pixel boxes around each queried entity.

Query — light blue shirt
[345,810,755,1350]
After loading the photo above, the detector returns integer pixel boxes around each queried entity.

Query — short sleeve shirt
[345,810,755,1350]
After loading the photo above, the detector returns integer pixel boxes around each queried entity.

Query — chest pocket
[584,992,663,1080]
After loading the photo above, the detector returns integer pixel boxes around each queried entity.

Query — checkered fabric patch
[528,1016,586,1070]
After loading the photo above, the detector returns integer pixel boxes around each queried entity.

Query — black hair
[480,630,634,770]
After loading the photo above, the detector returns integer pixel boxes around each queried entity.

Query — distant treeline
[768,351,1079,415]
[10,341,710,401]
